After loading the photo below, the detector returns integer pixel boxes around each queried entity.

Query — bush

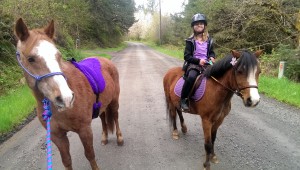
[260,44,300,82]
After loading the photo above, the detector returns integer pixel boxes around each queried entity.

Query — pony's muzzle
[55,92,75,112]
[245,96,260,107]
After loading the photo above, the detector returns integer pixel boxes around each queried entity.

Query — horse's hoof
[117,140,124,146]
[181,125,187,134]
[172,130,179,140]
[211,155,219,164]
[101,140,108,145]
[203,166,210,170]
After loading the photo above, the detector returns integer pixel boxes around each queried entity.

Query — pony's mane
[203,50,258,78]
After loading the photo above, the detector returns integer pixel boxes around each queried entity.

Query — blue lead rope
[42,98,53,170]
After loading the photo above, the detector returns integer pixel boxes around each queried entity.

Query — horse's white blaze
[247,66,260,106]
[36,40,74,107]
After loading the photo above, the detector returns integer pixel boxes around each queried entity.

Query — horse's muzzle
[55,92,75,112]
[244,97,260,107]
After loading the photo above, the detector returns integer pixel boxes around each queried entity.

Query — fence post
[278,61,286,79]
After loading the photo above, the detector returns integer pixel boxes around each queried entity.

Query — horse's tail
[165,95,175,128]
[163,73,176,128]
[105,103,117,133]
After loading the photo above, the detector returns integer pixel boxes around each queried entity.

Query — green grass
[79,50,111,59]
[78,42,128,60]
[0,86,35,134]
[259,76,300,107]
[144,41,184,59]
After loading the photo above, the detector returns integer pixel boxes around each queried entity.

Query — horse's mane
[203,50,258,78]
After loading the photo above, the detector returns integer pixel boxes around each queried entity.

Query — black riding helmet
[191,13,207,27]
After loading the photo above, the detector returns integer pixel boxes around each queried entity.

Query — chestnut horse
[163,50,263,170]
[15,18,123,170]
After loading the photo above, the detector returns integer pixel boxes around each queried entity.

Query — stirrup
[180,98,189,112]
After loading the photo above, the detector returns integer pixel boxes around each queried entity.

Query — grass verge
[259,76,300,107]
[0,86,35,135]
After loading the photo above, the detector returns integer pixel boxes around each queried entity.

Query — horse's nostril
[56,96,63,103]
[246,97,252,106]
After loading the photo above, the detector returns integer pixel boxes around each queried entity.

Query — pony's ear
[254,50,264,58]
[231,50,241,59]
[44,20,55,39]
[15,18,29,41]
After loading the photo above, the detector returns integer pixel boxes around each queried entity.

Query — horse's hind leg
[108,100,124,146]
[169,106,179,139]
[100,112,108,145]
[78,126,99,170]
[176,108,187,134]
[51,131,72,170]
[113,106,124,146]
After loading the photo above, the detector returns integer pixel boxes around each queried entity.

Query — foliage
[0,0,136,95]
[260,44,300,81]
[0,12,23,95]
[133,0,299,53]
[129,0,300,82]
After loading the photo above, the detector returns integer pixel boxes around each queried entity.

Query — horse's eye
[28,57,35,62]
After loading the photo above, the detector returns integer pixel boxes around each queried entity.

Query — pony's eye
[28,57,35,62]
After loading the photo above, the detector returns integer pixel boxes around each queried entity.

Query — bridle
[16,51,65,87]
[210,66,258,98]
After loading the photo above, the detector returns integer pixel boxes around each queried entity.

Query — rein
[42,98,53,170]
[210,67,258,98]
[16,51,65,87]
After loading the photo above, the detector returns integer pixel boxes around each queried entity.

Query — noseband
[16,51,65,87]
[211,66,258,98]
[232,67,258,98]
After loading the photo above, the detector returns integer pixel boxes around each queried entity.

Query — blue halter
[16,51,65,87]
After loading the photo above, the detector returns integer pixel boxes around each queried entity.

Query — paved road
[0,42,299,170]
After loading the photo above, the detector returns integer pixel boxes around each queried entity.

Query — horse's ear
[231,50,241,59]
[254,50,264,58]
[44,20,55,39]
[15,18,29,41]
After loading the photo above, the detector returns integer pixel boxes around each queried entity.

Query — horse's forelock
[235,50,258,73]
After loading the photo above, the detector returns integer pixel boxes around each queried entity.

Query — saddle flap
[174,76,207,101]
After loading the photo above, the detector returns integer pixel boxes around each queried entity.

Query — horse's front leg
[202,119,213,170]
[78,126,99,170]
[210,130,219,164]
[51,131,73,170]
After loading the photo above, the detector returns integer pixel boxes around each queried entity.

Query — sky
[134,0,186,15]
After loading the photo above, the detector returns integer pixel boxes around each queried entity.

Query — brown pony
[163,50,263,170]
[15,18,123,170]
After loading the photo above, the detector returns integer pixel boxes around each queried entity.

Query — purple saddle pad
[71,58,105,118]
[174,77,207,101]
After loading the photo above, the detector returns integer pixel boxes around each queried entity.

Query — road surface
[0,42,299,170]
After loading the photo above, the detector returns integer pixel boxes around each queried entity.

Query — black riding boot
[180,79,193,111]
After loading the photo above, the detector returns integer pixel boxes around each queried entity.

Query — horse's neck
[211,69,236,100]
